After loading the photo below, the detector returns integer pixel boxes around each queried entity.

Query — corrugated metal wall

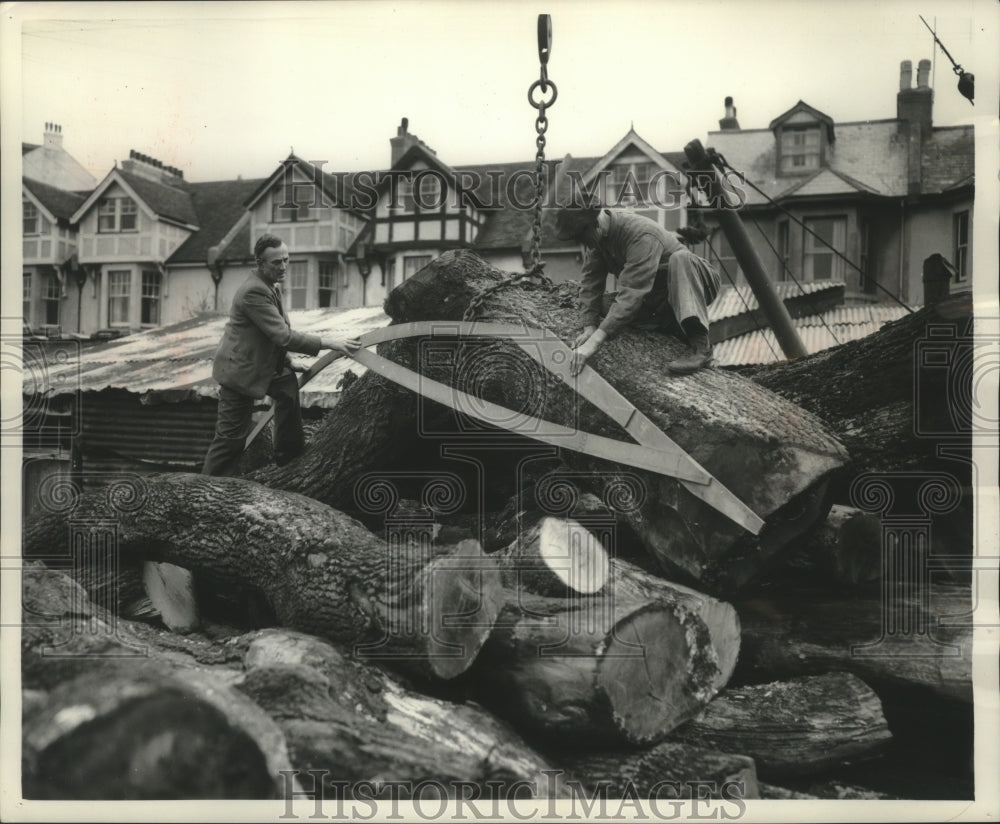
[79,389,219,469]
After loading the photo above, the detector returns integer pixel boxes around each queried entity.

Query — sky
[6,0,997,184]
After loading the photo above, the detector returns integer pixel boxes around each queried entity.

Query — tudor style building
[22,56,974,338]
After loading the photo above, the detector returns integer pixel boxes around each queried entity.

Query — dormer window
[770,101,835,177]
[98,197,138,232]
[779,126,822,174]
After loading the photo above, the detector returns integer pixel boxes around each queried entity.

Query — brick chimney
[389,117,436,166]
[718,96,740,130]
[896,58,934,195]
[43,122,64,149]
[121,149,185,186]
[897,58,933,133]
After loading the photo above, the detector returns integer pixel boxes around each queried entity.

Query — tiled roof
[169,178,265,264]
[23,142,41,155]
[27,306,391,409]
[244,155,363,217]
[708,118,974,205]
[714,303,915,366]
[23,177,87,220]
[117,169,200,227]
[921,126,975,193]
[708,279,844,323]
[707,119,911,205]
[465,156,601,251]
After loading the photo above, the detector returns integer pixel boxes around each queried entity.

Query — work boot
[668,321,713,374]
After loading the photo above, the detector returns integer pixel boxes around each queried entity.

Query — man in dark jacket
[201,233,360,476]
[556,206,720,376]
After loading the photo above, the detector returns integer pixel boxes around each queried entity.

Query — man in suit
[201,233,360,476]
[556,206,720,376]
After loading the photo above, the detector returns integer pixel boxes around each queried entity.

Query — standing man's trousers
[201,371,304,477]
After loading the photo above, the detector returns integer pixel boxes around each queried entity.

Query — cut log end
[538,517,609,594]
[380,539,504,680]
[497,516,610,597]
[597,605,703,745]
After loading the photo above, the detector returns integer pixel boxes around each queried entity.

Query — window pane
[108,270,131,325]
[98,199,117,232]
[45,274,60,325]
[23,202,39,234]
[289,261,308,309]
[803,217,846,281]
[120,198,137,231]
[318,261,336,308]
[140,270,161,326]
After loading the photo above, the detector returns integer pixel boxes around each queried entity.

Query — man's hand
[322,337,362,355]
[571,328,606,376]
[573,325,597,348]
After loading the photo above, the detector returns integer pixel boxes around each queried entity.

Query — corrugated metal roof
[714,303,915,366]
[29,306,390,409]
[708,279,844,323]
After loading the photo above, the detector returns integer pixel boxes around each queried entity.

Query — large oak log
[256,251,848,594]
[238,629,568,798]
[20,565,295,799]
[22,473,503,679]
[493,515,609,596]
[735,584,973,703]
[608,558,741,692]
[471,579,739,747]
[559,741,759,800]
[746,294,974,490]
[669,672,893,778]
[23,665,289,799]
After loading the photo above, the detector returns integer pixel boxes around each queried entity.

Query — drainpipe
[898,200,906,306]
[684,139,808,360]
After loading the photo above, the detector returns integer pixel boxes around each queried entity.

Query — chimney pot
[899,60,913,91]
[718,96,740,131]
[917,58,931,88]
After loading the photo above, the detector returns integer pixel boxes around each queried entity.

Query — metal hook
[537,14,552,65]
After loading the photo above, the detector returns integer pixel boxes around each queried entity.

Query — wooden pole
[684,138,808,360]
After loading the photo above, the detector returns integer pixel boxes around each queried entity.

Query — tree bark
[734,585,973,703]
[493,516,609,596]
[669,672,893,778]
[471,579,738,748]
[238,629,568,798]
[558,741,760,800]
[22,473,503,680]
[256,250,848,595]
[20,565,294,800]
[745,293,975,494]
[23,665,290,800]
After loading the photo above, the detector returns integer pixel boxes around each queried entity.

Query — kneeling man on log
[556,206,720,376]
[202,233,361,476]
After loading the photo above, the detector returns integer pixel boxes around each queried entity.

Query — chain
[463,15,556,322]
[462,270,553,322]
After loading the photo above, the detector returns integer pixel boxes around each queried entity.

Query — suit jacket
[578,210,687,337]
[212,270,322,399]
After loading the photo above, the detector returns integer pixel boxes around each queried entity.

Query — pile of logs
[21,252,974,801]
